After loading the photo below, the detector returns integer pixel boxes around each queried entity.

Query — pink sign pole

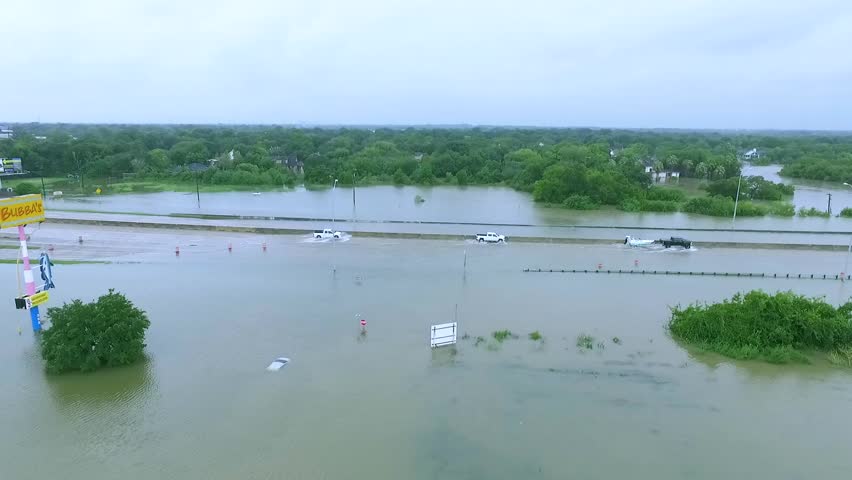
[18,225,41,332]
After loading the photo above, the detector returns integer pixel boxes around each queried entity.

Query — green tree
[392,168,409,185]
[169,141,209,166]
[40,290,150,374]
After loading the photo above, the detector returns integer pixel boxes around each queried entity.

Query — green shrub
[562,195,599,210]
[619,198,641,212]
[639,200,680,212]
[40,290,150,374]
[798,207,830,218]
[529,331,543,341]
[646,186,686,202]
[734,201,768,217]
[14,182,40,195]
[669,290,852,364]
[682,196,767,217]
[768,203,796,217]
[392,169,409,185]
[705,176,794,201]
[840,208,852,218]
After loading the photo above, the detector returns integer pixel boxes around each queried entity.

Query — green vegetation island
[670,290,852,366]
[3,124,852,217]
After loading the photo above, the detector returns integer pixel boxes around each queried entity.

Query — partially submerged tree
[41,290,150,374]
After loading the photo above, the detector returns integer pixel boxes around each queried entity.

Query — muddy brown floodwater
[2,227,852,479]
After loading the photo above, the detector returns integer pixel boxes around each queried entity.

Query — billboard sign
[0,194,45,229]
[0,158,23,175]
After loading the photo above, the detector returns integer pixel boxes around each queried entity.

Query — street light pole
[332,178,338,229]
[195,172,201,208]
[842,183,852,280]
[352,171,356,208]
[732,174,742,227]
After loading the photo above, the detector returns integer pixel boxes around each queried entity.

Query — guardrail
[522,268,851,281]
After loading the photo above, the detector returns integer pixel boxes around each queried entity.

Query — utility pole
[352,171,356,208]
[72,151,84,193]
[195,172,201,208]
[827,193,832,215]
[40,175,46,198]
[732,174,742,227]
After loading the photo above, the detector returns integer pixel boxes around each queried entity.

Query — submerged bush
[682,196,766,217]
[669,290,852,364]
[798,207,830,218]
[492,330,514,342]
[646,186,686,202]
[576,333,595,350]
[562,195,599,210]
[639,199,680,212]
[682,196,734,216]
[768,203,796,217]
[619,198,641,212]
[839,208,852,218]
[41,290,150,374]
[529,331,543,341]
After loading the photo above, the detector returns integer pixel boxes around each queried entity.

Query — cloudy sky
[3,0,851,129]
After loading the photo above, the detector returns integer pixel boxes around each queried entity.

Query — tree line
[1,124,848,201]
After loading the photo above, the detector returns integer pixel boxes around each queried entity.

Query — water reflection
[430,346,460,368]
[680,343,852,382]
[44,358,157,411]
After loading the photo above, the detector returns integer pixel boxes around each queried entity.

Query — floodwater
[2,228,852,479]
[45,165,852,234]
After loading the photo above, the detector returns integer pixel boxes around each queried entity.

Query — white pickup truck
[314,228,342,239]
[475,232,506,243]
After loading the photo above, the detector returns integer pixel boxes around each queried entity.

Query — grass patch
[576,333,595,350]
[528,331,543,341]
[0,259,108,265]
[827,347,852,367]
[669,290,852,365]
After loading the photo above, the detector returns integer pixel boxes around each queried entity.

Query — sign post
[1,194,46,332]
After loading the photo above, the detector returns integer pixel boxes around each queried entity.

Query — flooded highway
[2,225,852,479]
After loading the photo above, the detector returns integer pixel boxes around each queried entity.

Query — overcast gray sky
[3,0,851,129]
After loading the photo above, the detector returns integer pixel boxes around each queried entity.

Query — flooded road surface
[45,166,852,233]
[2,228,852,479]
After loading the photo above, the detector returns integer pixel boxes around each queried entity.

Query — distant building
[0,126,13,139]
[414,152,424,161]
[741,148,764,160]
[645,163,680,183]
[284,153,303,174]
[34,135,47,141]
[654,171,680,183]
